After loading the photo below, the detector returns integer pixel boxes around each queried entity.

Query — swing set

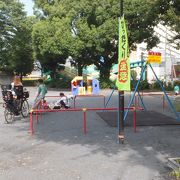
[106,59,180,122]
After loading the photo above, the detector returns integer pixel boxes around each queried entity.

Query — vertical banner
[116,16,130,91]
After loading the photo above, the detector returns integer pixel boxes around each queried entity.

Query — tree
[32,0,165,79]
[32,17,71,77]
[156,0,180,48]
[0,0,34,75]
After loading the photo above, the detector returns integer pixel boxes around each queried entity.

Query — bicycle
[1,85,30,123]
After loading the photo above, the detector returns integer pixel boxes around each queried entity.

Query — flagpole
[118,0,124,144]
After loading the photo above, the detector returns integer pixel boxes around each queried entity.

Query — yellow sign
[22,76,42,81]
[147,51,162,64]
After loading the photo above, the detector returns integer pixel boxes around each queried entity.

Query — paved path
[0,87,179,180]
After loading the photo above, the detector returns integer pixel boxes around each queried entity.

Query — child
[42,99,50,109]
[174,85,179,96]
[32,79,47,109]
[53,93,69,109]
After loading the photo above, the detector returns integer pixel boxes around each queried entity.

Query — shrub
[100,78,116,89]
[174,80,180,87]
[164,82,173,91]
[150,81,174,91]
[46,75,71,89]
[138,80,150,90]
[151,80,164,90]
[130,79,150,90]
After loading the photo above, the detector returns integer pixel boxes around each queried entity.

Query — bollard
[29,109,34,135]
[133,106,137,133]
[82,108,87,134]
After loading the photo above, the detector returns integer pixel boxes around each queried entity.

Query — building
[131,23,180,83]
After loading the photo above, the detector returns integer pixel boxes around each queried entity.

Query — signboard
[147,51,162,64]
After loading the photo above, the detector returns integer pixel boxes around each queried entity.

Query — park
[0,0,180,180]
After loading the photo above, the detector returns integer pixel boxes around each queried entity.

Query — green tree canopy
[0,0,34,76]
[32,17,71,77]
[157,0,180,48]
[33,0,179,79]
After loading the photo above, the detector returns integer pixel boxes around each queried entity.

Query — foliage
[45,75,71,89]
[174,80,180,87]
[170,167,180,179]
[131,70,137,80]
[151,80,163,90]
[32,0,165,79]
[164,82,173,91]
[131,80,150,90]
[99,78,116,89]
[0,0,34,75]
[157,0,180,48]
[32,17,71,76]
[138,80,150,90]
[150,81,173,91]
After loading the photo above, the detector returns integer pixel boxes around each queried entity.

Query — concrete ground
[0,87,180,180]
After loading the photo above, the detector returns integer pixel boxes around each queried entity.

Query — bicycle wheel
[4,108,14,123]
[21,100,29,118]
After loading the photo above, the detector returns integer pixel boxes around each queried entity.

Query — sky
[19,0,34,16]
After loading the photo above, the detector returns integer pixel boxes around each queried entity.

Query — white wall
[130,23,180,82]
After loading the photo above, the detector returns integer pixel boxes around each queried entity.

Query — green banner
[116,16,131,91]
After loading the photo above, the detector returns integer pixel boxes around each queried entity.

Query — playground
[0,87,180,180]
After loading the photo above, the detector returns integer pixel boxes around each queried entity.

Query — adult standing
[11,75,23,96]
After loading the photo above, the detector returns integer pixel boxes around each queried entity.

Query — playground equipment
[71,76,84,95]
[87,76,100,94]
[29,106,143,135]
[106,60,147,110]
[71,76,100,96]
[106,58,180,122]
[125,61,180,122]
[29,93,144,135]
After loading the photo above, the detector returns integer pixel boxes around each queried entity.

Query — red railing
[29,106,144,135]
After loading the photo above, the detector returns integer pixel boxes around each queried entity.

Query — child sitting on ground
[42,99,50,109]
[53,93,70,109]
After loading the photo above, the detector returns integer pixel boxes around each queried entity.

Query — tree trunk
[99,64,111,80]
[77,63,83,76]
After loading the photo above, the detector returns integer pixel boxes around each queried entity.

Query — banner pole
[118,0,124,144]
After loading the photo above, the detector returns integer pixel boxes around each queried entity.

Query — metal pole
[149,63,180,121]
[118,0,124,144]
[30,111,33,135]
[105,88,115,107]
[83,108,87,134]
